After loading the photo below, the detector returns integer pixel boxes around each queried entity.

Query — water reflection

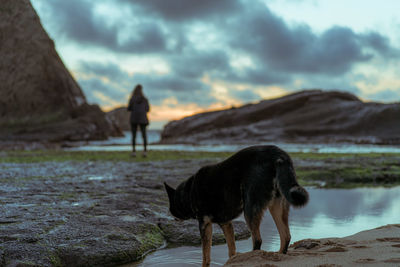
[67,131,400,154]
[137,187,400,267]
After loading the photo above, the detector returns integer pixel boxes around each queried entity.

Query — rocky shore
[0,157,250,266]
[0,151,399,266]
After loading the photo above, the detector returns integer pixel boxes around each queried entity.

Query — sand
[224,224,400,267]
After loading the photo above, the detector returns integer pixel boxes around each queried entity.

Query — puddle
[88,176,106,181]
[136,186,400,267]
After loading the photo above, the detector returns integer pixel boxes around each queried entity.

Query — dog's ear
[164,182,175,203]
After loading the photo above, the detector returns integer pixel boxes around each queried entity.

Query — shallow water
[135,187,400,267]
[67,131,400,154]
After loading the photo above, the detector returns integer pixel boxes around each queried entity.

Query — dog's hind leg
[219,222,236,257]
[269,198,291,254]
[244,207,264,250]
[199,217,213,267]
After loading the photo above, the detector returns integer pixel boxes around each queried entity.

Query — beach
[225,224,400,267]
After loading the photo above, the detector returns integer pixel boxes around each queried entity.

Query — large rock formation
[0,0,121,143]
[161,90,400,145]
[106,106,131,131]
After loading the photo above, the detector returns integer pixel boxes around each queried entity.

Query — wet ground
[138,187,400,266]
[0,158,250,266]
[1,151,399,266]
[70,131,400,154]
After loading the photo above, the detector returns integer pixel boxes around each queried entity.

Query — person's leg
[131,123,138,156]
[139,124,148,155]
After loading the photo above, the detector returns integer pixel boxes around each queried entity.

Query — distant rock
[107,106,131,131]
[161,90,400,145]
[0,0,121,144]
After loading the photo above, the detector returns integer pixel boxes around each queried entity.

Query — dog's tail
[275,158,309,207]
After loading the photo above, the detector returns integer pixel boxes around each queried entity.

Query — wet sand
[225,224,400,267]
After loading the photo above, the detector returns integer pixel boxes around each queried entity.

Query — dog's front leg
[199,218,213,267]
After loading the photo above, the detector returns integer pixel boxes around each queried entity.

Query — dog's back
[187,145,307,222]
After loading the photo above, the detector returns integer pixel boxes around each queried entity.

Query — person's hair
[132,84,144,97]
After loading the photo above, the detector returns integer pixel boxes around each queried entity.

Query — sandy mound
[224,224,400,267]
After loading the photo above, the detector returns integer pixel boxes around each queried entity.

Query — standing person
[127,84,150,157]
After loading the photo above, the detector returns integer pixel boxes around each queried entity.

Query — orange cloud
[148,97,229,122]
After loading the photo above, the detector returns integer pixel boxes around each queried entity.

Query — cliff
[161,90,400,145]
[0,0,121,143]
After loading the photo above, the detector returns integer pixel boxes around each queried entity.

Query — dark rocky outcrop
[107,106,131,131]
[161,90,400,145]
[0,0,121,144]
[0,157,250,266]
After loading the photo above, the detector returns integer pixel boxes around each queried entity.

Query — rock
[51,220,164,266]
[161,90,400,145]
[291,239,321,250]
[0,250,4,266]
[107,106,131,131]
[0,157,248,266]
[0,0,122,143]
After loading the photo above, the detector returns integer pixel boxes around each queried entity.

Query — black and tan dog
[164,145,309,267]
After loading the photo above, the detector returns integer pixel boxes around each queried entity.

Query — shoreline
[2,150,399,189]
[0,151,399,266]
[225,224,400,267]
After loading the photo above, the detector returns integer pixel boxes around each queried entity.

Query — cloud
[78,61,131,82]
[119,0,242,21]
[42,0,168,53]
[167,47,292,86]
[361,32,400,58]
[31,0,400,113]
[226,4,381,75]
[76,62,133,106]
[133,73,217,106]
[292,72,362,96]
[78,78,127,106]
[169,49,231,79]
[227,67,291,85]
[37,0,399,79]
[367,89,400,103]
[76,60,217,107]
[229,88,261,103]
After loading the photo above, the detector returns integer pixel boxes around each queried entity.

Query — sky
[31,0,400,129]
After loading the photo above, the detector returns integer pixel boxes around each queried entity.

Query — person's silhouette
[127,84,150,157]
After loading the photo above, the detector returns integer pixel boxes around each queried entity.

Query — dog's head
[164,182,190,220]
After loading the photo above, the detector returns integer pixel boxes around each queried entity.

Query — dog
[164,145,309,267]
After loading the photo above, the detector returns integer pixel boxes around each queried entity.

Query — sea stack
[0,0,121,143]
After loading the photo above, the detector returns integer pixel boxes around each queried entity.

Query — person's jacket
[127,96,150,125]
